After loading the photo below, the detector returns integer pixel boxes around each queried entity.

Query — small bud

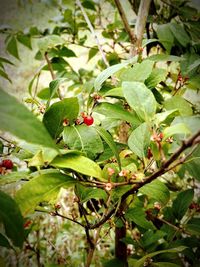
[55,203,61,210]
[178,74,183,81]
[166,136,173,143]
[80,112,87,118]
[38,104,46,114]
[105,182,113,191]
[151,132,163,143]
[75,118,81,125]
[23,220,32,228]
[147,147,153,159]
[158,132,164,140]
[154,202,161,210]
[0,166,7,175]
[63,118,69,126]
[119,169,129,177]
[107,167,115,176]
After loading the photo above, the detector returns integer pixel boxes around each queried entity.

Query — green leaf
[0,69,12,83]
[134,246,186,267]
[0,88,58,153]
[95,126,121,170]
[0,233,11,249]
[6,36,19,59]
[37,87,58,100]
[125,207,156,230]
[164,96,193,116]
[17,34,32,49]
[140,229,166,248]
[88,47,98,61]
[145,68,168,90]
[38,35,64,54]
[43,97,79,139]
[119,60,154,82]
[82,0,96,11]
[183,144,200,181]
[0,191,24,248]
[15,172,75,216]
[172,189,194,221]
[76,184,107,203]
[104,258,125,267]
[94,102,141,127]
[173,116,200,133]
[185,218,200,235]
[187,58,200,72]
[58,46,76,57]
[154,110,178,125]
[163,123,191,140]
[0,57,14,65]
[63,125,103,159]
[94,56,138,91]
[148,54,184,62]
[139,180,170,205]
[169,22,190,47]
[51,153,103,180]
[128,123,151,159]
[157,23,174,53]
[47,78,68,107]
[103,87,124,98]
[122,82,157,121]
[142,38,158,48]
[0,171,29,185]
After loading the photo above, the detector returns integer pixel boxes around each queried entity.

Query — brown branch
[76,0,109,67]
[44,52,55,80]
[48,210,86,228]
[85,194,111,267]
[88,130,200,230]
[55,212,85,227]
[114,0,136,46]
[122,129,200,200]
[134,0,151,50]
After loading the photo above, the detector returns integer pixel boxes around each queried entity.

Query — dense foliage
[0,0,200,266]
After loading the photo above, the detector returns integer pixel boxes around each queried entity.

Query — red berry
[23,220,32,229]
[83,116,94,126]
[147,147,153,159]
[158,132,164,140]
[81,112,87,118]
[2,159,13,169]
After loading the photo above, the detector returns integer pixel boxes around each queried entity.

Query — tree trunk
[115,202,128,267]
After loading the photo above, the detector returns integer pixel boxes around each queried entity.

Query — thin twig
[32,72,41,110]
[114,0,136,46]
[44,52,55,80]
[36,209,86,228]
[44,52,63,100]
[54,211,85,228]
[76,0,109,67]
